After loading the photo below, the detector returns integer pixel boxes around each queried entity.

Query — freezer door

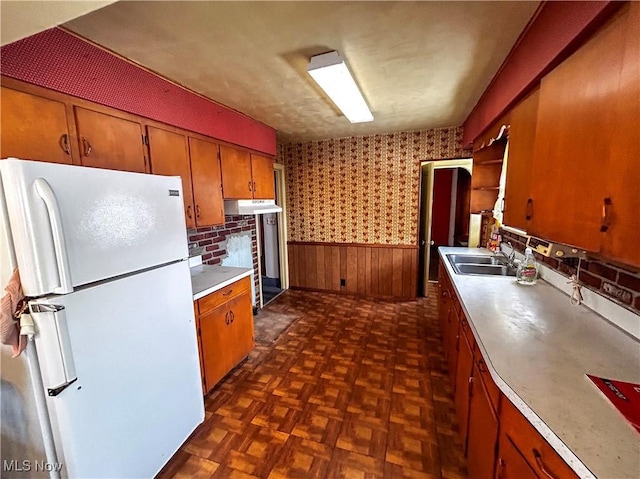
[30,260,204,478]
[0,159,188,296]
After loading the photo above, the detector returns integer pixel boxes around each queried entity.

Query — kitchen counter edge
[190,265,252,301]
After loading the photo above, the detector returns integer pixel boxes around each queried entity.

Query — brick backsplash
[188,215,260,306]
[501,229,640,316]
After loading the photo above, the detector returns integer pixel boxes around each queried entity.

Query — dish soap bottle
[517,248,538,285]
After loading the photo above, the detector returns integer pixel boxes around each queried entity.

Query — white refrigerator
[0,159,204,478]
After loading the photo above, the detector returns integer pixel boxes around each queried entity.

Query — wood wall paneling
[288,243,418,299]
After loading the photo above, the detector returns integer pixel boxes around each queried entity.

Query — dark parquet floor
[157,286,467,479]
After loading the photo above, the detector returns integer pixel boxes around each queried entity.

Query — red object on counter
[587,374,640,434]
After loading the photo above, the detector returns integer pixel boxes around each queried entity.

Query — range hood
[224,199,282,215]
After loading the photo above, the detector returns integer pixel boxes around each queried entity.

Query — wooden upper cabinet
[147,126,195,228]
[1,87,74,164]
[503,88,539,232]
[601,2,640,267]
[219,145,275,200]
[531,3,639,265]
[189,137,225,227]
[74,107,147,173]
[220,145,253,199]
[251,153,275,199]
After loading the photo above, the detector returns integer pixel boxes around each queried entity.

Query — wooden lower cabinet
[454,314,474,454]
[194,276,254,395]
[467,361,499,479]
[446,307,460,387]
[500,398,579,479]
[496,433,538,479]
[438,264,579,479]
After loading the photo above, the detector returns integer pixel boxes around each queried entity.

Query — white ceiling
[0,1,116,46]
[28,1,538,143]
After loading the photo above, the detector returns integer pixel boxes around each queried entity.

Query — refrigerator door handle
[30,303,78,396]
[33,178,73,294]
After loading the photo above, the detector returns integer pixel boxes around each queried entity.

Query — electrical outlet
[340,278,346,286]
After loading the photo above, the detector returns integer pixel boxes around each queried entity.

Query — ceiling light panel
[307,51,373,123]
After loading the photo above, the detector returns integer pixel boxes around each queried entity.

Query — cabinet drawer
[501,398,579,479]
[197,276,251,316]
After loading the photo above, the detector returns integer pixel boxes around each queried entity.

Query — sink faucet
[494,241,516,267]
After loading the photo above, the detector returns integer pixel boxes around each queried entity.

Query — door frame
[255,163,289,308]
[419,158,473,296]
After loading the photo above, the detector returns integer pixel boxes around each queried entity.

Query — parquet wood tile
[326,449,386,479]
[335,415,388,459]
[156,287,467,479]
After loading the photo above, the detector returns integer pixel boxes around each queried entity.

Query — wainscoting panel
[288,242,418,299]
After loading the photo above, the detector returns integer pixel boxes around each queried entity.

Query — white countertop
[439,247,640,479]
[190,262,252,301]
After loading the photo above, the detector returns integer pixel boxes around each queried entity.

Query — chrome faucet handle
[505,241,515,261]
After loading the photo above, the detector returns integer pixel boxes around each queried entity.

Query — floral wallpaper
[280,127,470,245]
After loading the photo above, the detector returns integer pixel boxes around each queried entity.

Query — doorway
[258,210,282,304]
[418,159,472,296]
[256,163,289,307]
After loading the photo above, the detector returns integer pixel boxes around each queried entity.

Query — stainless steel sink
[446,254,495,265]
[454,263,516,276]
[446,254,516,276]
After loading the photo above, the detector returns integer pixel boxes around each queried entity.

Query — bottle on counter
[516,247,538,285]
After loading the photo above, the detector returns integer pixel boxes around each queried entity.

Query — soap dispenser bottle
[517,247,538,285]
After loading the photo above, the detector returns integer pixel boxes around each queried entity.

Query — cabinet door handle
[229,311,235,324]
[59,134,70,154]
[186,205,193,219]
[497,458,506,479]
[533,449,560,479]
[196,205,201,218]
[600,197,612,233]
[225,311,230,325]
[525,198,533,221]
[248,181,253,192]
[81,137,92,157]
[477,358,487,373]
[252,181,256,193]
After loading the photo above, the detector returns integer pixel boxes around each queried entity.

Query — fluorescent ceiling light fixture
[307,51,373,123]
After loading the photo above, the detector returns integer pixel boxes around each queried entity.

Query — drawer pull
[223,289,233,297]
[533,449,559,479]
